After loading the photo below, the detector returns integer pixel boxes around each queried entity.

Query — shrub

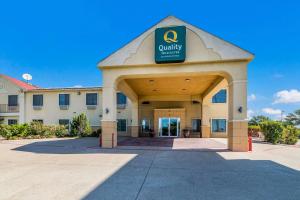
[260,121,284,144]
[91,128,101,137]
[0,124,12,139]
[53,125,69,137]
[281,125,299,145]
[70,113,92,137]
[0,123,68,139]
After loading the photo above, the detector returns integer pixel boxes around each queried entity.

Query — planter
[183,129,191,138]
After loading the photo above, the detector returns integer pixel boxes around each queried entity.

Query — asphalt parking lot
[0,137,299,200]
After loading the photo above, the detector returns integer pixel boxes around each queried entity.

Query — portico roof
[98,16,254,68]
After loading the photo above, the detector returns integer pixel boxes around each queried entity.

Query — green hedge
[0,122,68,140]
[259,121,299,145]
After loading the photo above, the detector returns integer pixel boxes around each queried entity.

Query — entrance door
[159,117,180,137]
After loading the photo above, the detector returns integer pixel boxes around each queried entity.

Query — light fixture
[185,78,191,82]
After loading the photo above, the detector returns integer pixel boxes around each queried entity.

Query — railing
[0,104,19,113]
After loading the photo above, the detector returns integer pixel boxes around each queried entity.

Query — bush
[70,113,92,137]
[0,123,68,140]
[91,128,101,137]
[281,125,299,145]
[260,121,284,144]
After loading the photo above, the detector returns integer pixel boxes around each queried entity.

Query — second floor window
[33,95,43,106]
[212,89,227,103]
[86,93,98,105]
[117,93,127,105]
[8,95,18,106]
[59,94,70,106]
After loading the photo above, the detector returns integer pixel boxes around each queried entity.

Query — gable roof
[98,16,254,67]
[0,74,39,90]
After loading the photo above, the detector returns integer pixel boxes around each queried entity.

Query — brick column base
[101,121,117,148]
[130,125,139,137]
[228,121,248,152]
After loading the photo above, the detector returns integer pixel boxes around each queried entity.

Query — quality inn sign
[155,26,186,63]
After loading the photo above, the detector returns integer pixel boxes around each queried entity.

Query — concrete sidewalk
[0,137,299,200]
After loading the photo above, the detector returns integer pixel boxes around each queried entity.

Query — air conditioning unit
[59,105,69,110]
[33,106,43,110]
[87,105,97,110]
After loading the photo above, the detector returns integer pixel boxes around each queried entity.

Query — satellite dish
[22,73,32,83]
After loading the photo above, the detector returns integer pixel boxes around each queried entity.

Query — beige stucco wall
[202,79,228,138]
[24,89,103,128]
[0,77,21,124]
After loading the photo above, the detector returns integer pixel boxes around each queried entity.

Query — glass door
[159,117,180,137]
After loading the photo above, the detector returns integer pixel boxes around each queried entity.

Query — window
[8,119,18,125]
[141,119,151,132]
[86,93,98,105]
[33,94,43,106]
[8,95,18,106]
[212,89,227,103]
[33,119,44,124]
[117,93,127,105]
[59,119,70,129]
[117,119,127,132]
[192,119,201,132]
[59,94,70,106]
[212,119,227,132]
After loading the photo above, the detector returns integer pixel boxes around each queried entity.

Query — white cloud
[247,109,254,119]
[73,85,83,88]
[262,108,282,115]
[273,89,300,104]
[247,94,256,102]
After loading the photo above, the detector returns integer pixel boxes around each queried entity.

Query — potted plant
[183,128,191,138]
[149,129,155,137]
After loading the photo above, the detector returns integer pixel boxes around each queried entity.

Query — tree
[248,115,271,126]
[70,113,92,137]
[285,109,300,126]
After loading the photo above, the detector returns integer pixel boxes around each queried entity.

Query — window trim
[211,118,227,133]
[212,89,227,104]
[32,94,44,107]
[8,119,18,125]
[32,119,44,124]
[191,118,201,133]
[59,94,70,106]
[117,119,127,132]
[117,93,127,108]
[8,95,18,106]
[58,119,70,130]
[86,93,98,106]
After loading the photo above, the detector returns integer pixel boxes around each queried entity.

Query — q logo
[164,30,178,43]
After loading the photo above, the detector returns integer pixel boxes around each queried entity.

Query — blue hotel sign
[155,26,186,63]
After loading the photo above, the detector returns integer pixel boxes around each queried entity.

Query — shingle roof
[0,74,39,90]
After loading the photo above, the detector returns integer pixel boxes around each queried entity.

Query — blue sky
[0,0,299,119]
